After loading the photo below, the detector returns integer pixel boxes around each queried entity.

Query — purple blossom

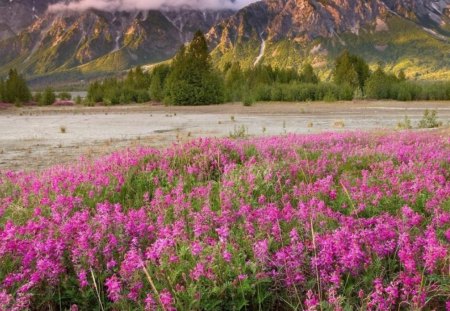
[105,275,121,302]
[145,294,157,311]
[305,290,319,311]
[222,250,232,262]
[190,262,206,281]
[77,270,88,288]
[253,239,269,262]
[159,289,175,311]
[191,241,203,256]
[0,132,448,309]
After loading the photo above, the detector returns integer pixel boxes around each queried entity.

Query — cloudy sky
[48,0,258,11]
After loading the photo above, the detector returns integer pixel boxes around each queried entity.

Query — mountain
[208,0,450,80]
[0,0,450,85]
[0,1,233,86]
[0,0,61,41]
[0,10,232,71]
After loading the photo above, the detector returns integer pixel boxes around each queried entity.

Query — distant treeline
[2,31,450,106]
[0,69,77,105]
[86,32,450,105]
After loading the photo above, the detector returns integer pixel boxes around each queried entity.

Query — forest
[87,32,450,105]
[2,31,450,106]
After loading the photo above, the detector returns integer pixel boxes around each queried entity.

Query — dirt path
[1,101,449,171]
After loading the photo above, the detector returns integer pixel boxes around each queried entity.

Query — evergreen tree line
[87,31,224,105]
[0,69,31,104]
[87,66,151,105]
[2,32,450,106]
[364,67,450,101]
[33,88,76,106]
[0,69,74,105]
[84,32,450,105]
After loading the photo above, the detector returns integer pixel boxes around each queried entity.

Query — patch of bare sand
[0,101,449,171]
[2,100,450,116]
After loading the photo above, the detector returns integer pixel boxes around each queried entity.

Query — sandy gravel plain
[0,101,449,171]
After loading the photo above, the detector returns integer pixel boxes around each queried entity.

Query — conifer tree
[4,69,31,103]
[248,65,272,87]
[150,74,163,102]
[224,62,245,101]
[0,78,5,102]
[165,31,224,105]
[150,64,170,101]
[365,66,399,99]
[334,50,370,92]
[300,63,319,84]
[129,66,150,89]
[87,81,104,103]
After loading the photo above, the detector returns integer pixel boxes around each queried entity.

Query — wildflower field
[0,132,449,310]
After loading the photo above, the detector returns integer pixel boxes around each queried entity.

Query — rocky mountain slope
[0,0,61,41]
[208,0,450,79]
[0,0,450,85]
[0,9,231,71]
[0,1,233,85]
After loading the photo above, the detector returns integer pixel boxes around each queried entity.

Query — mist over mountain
[48,0,258,12]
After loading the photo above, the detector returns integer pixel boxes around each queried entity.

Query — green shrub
[253,84,271,101]
[420,82,450,100]
[323,91,337,102]
[58,92,72,100]
[365,67,398,99]
[39,87,56,106]
[104,88,122,105]
[338,84,355,100]
[395,82,422,101]
[87,81,104,103]
[270,85,283,101]
[397,115,413,130]
[229,125,248,138]
[243,94,254,106]
[418,109,442,128]
[136,90,151,103]
[33,92,42,103]
[75,96,82,105]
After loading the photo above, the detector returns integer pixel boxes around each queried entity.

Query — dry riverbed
[0,101,449,171]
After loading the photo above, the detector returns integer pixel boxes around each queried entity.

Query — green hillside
[211,15,450,81]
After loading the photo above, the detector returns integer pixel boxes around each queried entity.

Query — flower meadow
[0,132,449,310]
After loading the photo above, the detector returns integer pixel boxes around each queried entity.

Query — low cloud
[48,0,257,12]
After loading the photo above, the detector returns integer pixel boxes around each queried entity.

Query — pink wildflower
[105,275,121,302]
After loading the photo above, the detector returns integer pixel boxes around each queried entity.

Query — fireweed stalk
[0,132,449,310]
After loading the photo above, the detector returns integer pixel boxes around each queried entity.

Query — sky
[48,0,259,11]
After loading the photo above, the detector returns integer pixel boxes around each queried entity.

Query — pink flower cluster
[0,131,449,309]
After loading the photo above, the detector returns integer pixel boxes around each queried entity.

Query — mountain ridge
[208,0,450,79]
[0,4,234,86]
[0,0,450,86]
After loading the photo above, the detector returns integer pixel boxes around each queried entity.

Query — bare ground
[0,101,449,171]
